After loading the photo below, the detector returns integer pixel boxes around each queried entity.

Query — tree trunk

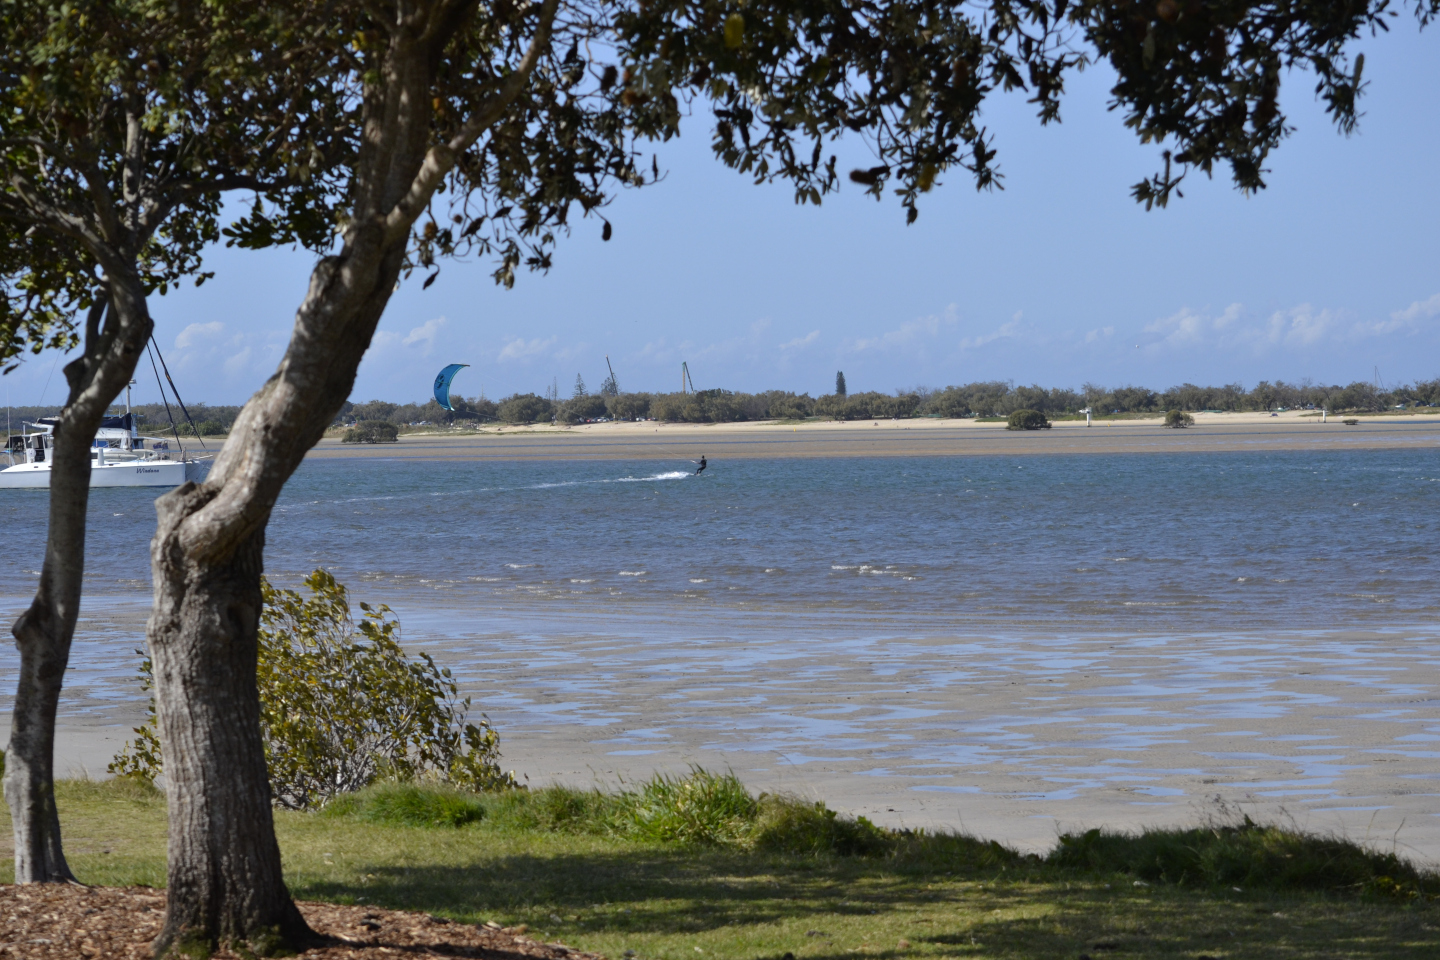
[4,293,149,883]
[147,505,309,956]
[145,8,558,952]
[146,238,400,959]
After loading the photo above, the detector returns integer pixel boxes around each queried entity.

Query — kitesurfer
[695,455,707,475]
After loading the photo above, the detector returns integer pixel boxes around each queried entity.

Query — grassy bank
[5,774,1438,959]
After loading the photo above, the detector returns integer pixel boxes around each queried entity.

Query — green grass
[4,773,1438,959]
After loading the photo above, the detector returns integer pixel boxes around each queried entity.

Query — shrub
[111,570,516,809]
[618,769,759,846]
[479,768,894,855]
[754,796,889,856]
[1006,409,1050,430]
[1049,820,1440,898]
[1164,409,1195,428]
[496,393,555,423]
[322,782,486,828]
[342,420,399,443]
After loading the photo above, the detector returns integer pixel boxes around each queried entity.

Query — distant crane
[602,355,620,396]
[681,361,696,395]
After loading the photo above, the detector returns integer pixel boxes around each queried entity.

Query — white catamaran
[1,413,210,489]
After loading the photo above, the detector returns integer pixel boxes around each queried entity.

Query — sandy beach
[309,410,1440,461]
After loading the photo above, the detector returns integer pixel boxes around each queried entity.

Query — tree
[0,2,350,889]
[498,393,558,424]
[573,373,589,398]
[53,0,1427,952]
[835,371,847,397]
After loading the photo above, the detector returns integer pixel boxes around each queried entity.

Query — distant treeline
[342,377,1440,426]
[9,378,1434,435]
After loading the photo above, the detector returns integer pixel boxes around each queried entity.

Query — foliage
[111,571,516,809]
[835,371,847,397]
[1051,820,1440,900]
[1007,409,1051,430]
[311,771,1440,902]
[409,768,890,856]
[0,1,356,368]
[1164,409,1195,428]
[497,393,556,424]
[815,391,920,420]
[559,394,609,423]
[23,778,1440,960]
[605,392,652,421]
[322,783,487,828]
[341,420,400,443]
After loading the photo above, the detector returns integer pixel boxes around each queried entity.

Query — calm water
[2,448,1438,631]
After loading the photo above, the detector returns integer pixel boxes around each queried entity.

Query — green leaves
[110,570,517,809]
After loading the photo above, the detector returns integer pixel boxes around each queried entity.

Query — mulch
[0,884,605,959]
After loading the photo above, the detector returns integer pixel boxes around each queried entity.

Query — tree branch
[382,0,561,245]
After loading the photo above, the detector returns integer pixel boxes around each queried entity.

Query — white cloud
[848,304,958,353]
[1085,326,1115,343]
[1262,304,1336,346]
[779,330,820,351]
[958,311,1022,351]
[1137,298,1438,355]
[401,316,447,352]
[222,347,253,377]
[497,336,557,362]
[1391,293,1440,325]
[1141,303,1244,348]
[174,321,224,350]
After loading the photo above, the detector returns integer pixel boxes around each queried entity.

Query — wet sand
[309,413,1440,461]
[13,604,1440,866]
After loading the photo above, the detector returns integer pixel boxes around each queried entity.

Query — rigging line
[147,342,185,454]
[149,338,206,451]
[37,350,62,408]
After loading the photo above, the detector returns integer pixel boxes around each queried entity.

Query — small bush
[618,769,758,846]
[111,570,517,809]
[754,796,889,856]
[1049,820,1440,898]
[1164,409,1195,428]
[1006,409,1050,430]
[322,783,486,828]
[342,420,399,443]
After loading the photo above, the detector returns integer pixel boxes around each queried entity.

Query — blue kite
[433,363,469,411]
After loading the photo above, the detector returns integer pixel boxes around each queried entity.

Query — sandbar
[308,411,1440,461]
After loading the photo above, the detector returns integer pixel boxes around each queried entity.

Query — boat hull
[0,459,194,489]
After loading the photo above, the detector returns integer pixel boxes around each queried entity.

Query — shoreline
[305,412,1440,461]
[10,603,1439,865]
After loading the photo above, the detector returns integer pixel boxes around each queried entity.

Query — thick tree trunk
[4,294,149,883]
[147,505,308,956]
[146,239,398,960]
[145,8,558,952]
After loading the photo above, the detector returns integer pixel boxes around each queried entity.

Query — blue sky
[6,24,1438,409]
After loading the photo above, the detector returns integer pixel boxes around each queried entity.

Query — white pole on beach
[1322,408,1327,423]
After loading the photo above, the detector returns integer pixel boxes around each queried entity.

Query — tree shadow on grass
[290,847,1439,959]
